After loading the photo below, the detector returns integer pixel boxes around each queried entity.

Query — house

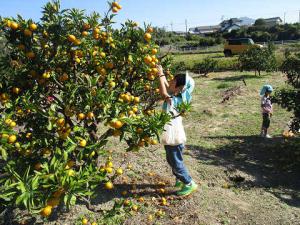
[223,24,241,33]
[220,18,242,30]
[188,17,255,35]
[189,25,221,35]
[220,17,254,32]
[261,17,283,27]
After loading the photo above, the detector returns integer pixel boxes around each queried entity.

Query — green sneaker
[175,180,184,188]
[176,181,198,196]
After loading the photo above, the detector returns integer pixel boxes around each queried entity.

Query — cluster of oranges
[3,20,39,59]
[144,27,154,42]
[67,34,81,46]
[81,217,98,225]
[283,130,295,138]
[112,2,122,13]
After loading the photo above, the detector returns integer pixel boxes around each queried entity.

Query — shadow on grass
[186,135,300,207]
[212,74,262,82]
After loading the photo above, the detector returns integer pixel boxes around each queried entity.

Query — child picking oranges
[158,65,198,196]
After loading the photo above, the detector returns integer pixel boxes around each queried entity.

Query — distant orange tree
[238,44,277,75]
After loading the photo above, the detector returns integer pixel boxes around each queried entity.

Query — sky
[0,0,299,31]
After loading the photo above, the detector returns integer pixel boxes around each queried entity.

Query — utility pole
[185,19,188,34]
[221,15,225,22]
[298,10,300,23]
[170,22,173,32]
[284,12,286,24]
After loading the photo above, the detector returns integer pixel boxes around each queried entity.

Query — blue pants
[164,144,192,184]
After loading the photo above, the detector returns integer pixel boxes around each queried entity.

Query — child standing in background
[260,85,273,138]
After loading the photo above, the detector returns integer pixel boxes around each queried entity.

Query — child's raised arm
[157,65,172,104]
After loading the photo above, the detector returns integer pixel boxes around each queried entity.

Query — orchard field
[1,1,300,225]
[3,71,300,225]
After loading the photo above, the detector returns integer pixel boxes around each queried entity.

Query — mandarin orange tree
[0,0,172,216]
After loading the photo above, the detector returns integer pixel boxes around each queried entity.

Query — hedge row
[173,57,239,73]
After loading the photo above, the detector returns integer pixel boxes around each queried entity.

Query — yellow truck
[224,38,263,57]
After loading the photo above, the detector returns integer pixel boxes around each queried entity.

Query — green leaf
[70,195,76,205]
[63,151,68,161]
[47,120,53,131]
[31,176,39,190]
[0,147,7,161]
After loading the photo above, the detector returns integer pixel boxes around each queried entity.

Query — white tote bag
[161,102,187,146]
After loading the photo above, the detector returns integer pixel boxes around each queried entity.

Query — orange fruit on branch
[40,205,52,217]
[81,31,88,36]
[144,55,152,64]
[10,22,19,30]
[147,27,154,33]
[29,23,38,31]
[116,168,123,175]
[112,7,119,13]
[86,112,95,119]
[8,135,17,144]
[34,162,42,171]
[26,52,35,59]
[24,29,32,37]
[12,87,21,94]
[144,33,151,41]
[104,181,114,190]
[67,34,76,42]
[82,218,88,225]
[112,2,122,9]
[56,118,65,127]
[79,139,87,147]
[77,113,85,120]
[83,23,91,30]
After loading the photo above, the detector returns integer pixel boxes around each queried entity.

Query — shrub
[274,53,300,132]
[238,44,277,75]
[193,58,217,76]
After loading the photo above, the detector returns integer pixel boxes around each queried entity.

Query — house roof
[263,17,283,22]
[193,25,221,31]
[221,23,241,32]
[221,18,242,25]
[226,24,241,28]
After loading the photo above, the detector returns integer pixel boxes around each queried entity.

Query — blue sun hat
[180,71,195,103]
[162,71,195,111]
[260,84,273,96]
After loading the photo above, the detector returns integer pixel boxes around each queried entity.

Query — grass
[171,43,300,71]
[172,52,226,69]
[216,83,233,89]
[185,71,292,148]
